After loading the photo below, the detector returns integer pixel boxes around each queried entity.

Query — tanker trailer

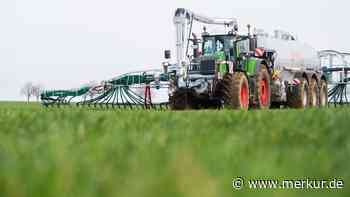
[254,29,328,108]
[168,8,328,110]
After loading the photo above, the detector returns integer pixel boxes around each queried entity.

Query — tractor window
[236,39,250,55]
[203,38,215,56]
[227,38,235,49]
[203,38,214,56]
[216,40,224,52]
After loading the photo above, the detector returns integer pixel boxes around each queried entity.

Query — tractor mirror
[164,50,171,59]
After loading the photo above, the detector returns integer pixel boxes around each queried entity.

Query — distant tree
[32,84,44,101]
[20,82,34,103]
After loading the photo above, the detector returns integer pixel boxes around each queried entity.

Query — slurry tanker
[165,8,328,110]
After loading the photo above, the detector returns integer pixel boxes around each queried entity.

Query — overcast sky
[1,0,349,100]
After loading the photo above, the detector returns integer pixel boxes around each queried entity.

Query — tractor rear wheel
[287,78,309,109]
[169,88,193,110]
[253,65,271,109]
[319,79,328,107]
[309,78,319,107]
[220,72,250,110]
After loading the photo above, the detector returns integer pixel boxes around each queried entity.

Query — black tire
[319,79,328,107]
[287,78,309,109]
[219,72,250,110]
[169,88,193,110]
[253,65,271,109]
[195,96,221,109]
[309,78,319,107]
[270,102,281,109]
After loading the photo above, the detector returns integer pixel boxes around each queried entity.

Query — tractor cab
[188,34,236,75]
[188,33,256,76]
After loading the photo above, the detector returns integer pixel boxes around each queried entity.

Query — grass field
[0,102,349,197]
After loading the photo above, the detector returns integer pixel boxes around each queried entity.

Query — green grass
[0,102,349,197]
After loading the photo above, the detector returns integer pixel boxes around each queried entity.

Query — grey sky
[1,0,349,100]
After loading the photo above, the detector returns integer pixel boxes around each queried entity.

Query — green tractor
[170,31,272,110]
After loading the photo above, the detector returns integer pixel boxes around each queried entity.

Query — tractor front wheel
[220,72,250,110]
[169,88,194,110]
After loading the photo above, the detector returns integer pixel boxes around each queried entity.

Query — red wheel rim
[259,79,268,106]
[240,82,249,108]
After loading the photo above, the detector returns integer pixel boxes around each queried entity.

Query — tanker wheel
[319,79,328,107]
[287,77,309,109]
[169,88,193,110]
[309,78,319,107]
[253,65,271,109]
[220,72,250,110]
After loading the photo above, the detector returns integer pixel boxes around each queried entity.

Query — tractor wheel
[169,88,193,110]
[287,78,309,109]
[270,102,281,109]
[319,79,328,107]
[195,97,221,109]
[309,78,319,107]
[220,72,250,110]
[253,65,271,109]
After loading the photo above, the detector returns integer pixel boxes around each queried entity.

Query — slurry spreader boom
[41,8,349,109]
[41,70,171,109]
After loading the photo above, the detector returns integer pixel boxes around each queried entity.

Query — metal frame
[319,50,350,106]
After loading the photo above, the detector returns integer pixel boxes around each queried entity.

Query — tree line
[20,82,44,103]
